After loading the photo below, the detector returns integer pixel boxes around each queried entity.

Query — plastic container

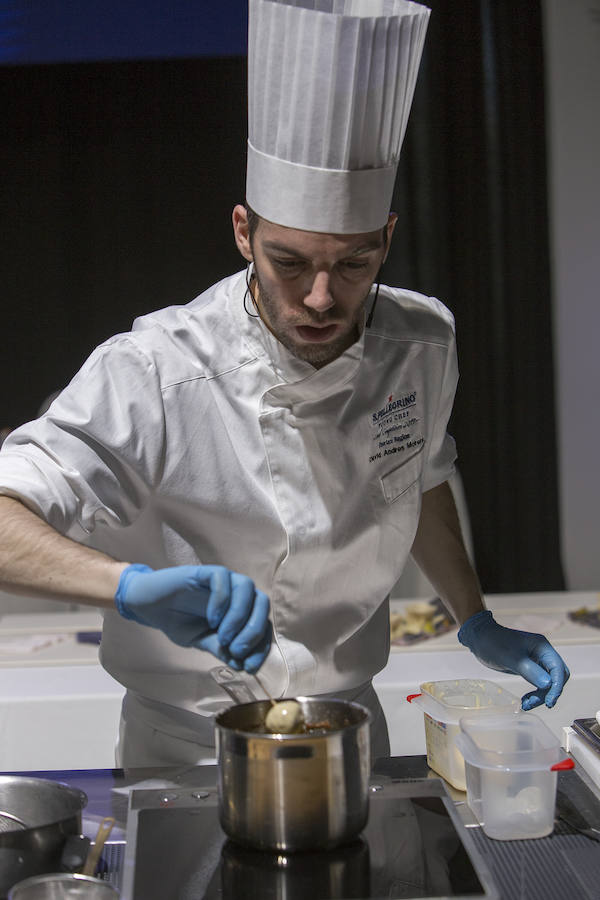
[407,679,520,790]
[455,712,574,841]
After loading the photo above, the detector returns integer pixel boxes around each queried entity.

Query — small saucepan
[8,874,119,899]
[0,776,88,898]
[215,697,371,852]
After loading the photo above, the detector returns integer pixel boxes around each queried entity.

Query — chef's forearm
[410,480,485,625]
[0,496,128,608]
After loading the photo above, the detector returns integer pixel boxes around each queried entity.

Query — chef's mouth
[295,323,339,343]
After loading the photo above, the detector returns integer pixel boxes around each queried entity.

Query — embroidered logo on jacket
[369,390,424,463]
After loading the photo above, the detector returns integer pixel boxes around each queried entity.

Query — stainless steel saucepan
[0,776,87,898]
[215,696,371,852]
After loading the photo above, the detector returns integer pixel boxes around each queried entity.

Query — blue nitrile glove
[114,563,271,672]
[458,609,570,710]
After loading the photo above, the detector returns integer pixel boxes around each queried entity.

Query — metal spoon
[210,666,275,706]
[210,665,303,732]
[210,666,259,704]
[253,672,277,707]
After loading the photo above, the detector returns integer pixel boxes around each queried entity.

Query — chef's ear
[382,213,397,264]
[232,204,254,262]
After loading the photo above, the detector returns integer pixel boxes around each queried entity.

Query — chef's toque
[246,0,430,234]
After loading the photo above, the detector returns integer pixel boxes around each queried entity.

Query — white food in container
[407,679,520,790]
[455,712,570,840]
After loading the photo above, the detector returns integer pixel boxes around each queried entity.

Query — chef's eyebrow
[347,241,383,256]
[261,239,383,258]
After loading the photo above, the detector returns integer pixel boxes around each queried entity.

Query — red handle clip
[406,693,422,703]
[550,757,575,771]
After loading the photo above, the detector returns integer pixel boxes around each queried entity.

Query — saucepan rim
[0,775,87,835]
[215,696,372,740]
[7,871,119,898]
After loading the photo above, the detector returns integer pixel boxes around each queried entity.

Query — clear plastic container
[407,679,520,790]
[455,712,573,840]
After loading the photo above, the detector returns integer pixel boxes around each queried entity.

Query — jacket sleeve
[0,336,166,541]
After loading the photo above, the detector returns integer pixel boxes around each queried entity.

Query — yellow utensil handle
[81,816,115,876]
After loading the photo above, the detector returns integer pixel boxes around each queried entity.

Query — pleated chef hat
[246,0,431,234]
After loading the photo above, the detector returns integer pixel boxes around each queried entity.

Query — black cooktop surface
[121,768,497,900]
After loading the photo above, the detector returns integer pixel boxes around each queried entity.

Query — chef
[0,0,568,766]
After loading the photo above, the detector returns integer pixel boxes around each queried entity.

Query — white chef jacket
[0,270,457,716]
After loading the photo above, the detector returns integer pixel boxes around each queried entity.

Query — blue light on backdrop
[0,0,248,64]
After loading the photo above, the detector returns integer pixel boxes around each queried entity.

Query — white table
[0,608,125,771]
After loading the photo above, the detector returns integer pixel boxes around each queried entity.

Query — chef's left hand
[457,610,570,710]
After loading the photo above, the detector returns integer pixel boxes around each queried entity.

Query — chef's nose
[303,271,335,312]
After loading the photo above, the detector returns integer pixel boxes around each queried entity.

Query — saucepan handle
[60,834,91,872]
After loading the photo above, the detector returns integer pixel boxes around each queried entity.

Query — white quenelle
[265,699,304,734]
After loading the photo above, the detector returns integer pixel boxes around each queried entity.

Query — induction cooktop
[120,767,498,900]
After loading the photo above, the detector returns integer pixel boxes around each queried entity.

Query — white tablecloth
[0,591,598,770]
[375,590,600,756]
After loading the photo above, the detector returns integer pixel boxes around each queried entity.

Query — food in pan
[265,699,304,733]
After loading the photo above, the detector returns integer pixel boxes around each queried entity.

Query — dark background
[0,0,564,593]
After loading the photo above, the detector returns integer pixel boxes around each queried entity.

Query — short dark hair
[245,203,261,244]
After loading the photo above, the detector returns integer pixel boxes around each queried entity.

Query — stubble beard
[252,269,369,368]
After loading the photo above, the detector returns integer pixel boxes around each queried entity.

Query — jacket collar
[231,270,369,401]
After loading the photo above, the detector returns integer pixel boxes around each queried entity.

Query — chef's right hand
[114,563,271,672]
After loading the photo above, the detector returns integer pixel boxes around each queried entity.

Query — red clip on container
[455,712,574,840]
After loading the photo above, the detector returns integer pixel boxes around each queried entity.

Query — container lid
[411,679,520,726]
[456,712,563,772]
